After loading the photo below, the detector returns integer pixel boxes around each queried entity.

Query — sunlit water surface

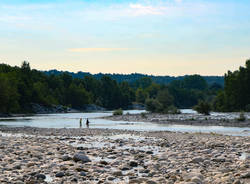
[0,110,249,136]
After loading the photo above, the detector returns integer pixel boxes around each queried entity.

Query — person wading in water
[86,118,90,128]
[79,118,82,128]
[86,118,93,136]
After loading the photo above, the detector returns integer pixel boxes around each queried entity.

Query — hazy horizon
[1,0,250,76]
[1,61,226,77]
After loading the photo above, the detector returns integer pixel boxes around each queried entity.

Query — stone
[75,167,88,172]
[191,157,204,163]
[36,174,46,180]
[27,162,36,167]
[129,161,138,167]
[129,179,143,184]
[13,165,21,170]
[62,155,71,161]
[80,171,86,176]
[112,171,123,176]
[146,151,154,154]
[146,180,157,184]
[55,172,65,178]
[241,172,250,178]
[100,160,108,165]
[191,176,203,184]
[212,157,226,162]
[73,152,91,163]
[120,166,130,171]
[71,178,78,182]
[107,176,115,181]
[182,172,204,181]
[107,155,117,159]
[233,180,241,184]
[129,178,147,184]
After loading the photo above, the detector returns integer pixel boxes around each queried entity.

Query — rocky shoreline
[0,104,107,118]
[0,127,249,184]
[103,113,250,127]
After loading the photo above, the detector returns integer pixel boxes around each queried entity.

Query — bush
[145,99,163,113]
[141,112,147,118]
[145,98,180,114]
[167,105,181,114]
[194,100,211,115]
[237,112,246,122]
[245,104,250,112]
[113,108,123,116]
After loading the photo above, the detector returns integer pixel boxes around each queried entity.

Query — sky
[0,0,250,76]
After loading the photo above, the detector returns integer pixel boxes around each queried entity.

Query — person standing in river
[79,118,82,128]
[86,118,90,128]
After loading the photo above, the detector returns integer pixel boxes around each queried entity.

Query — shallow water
[0,110,249,136]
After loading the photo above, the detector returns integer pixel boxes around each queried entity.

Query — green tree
[0,73,20,113]
[146,83,161,98]
[194,100,211,115]
[119,81,134,108]
[145,98,162,113]
[182,75,208,90]
[214,59,250,112]
[134,77,152,89]
[136,88,148,104]
[66,83,91,109]
[100,76,123,109]
[156,88,174,110]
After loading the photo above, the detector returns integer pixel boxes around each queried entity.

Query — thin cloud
[0,15,31,23]
[129,3,165,15]
[68,48,129,52]
[2,4,54,10]
[175,0,183,3]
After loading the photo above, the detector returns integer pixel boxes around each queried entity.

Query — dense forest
[0,62,134,114]
[213,59,250,112]
[45,70,224,86]
[1,60,249,115]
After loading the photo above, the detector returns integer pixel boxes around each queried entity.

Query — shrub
[245,104,250,112]
[141,112,147,118]
[237,112,246,122]
[145,99,163,113]
[113,108,123,116]
[167,105,181,114]
[194,100,211,115]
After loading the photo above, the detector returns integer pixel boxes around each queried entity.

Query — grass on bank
[113,108,123,116]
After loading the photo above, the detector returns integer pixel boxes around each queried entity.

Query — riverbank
[0,104,106,118]
[0,127,249,184]
[103,113,250,127]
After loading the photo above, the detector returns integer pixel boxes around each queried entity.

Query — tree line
[45,70,224,86]
[213,59,250,112]
[0,62,136,114]
[1,60,249,115]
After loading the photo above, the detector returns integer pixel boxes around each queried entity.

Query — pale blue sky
[0,0,250,75]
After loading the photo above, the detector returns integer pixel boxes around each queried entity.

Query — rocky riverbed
[104,113,250,127]
[0,127,249,184]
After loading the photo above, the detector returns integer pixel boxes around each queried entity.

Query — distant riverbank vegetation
[0,60,249,115]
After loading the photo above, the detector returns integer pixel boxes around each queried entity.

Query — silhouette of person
[79,118,82,128]
[86,118,89,128]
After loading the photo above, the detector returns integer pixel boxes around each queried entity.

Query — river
[0,110,249,136]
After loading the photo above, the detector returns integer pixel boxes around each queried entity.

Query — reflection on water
[0,110,249,136]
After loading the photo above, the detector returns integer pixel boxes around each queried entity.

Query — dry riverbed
[0,127,249,184]
[104,113,250,127]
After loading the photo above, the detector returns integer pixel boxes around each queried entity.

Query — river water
[0,110,249,136]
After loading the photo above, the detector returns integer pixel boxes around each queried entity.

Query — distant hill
[44,70,224,86]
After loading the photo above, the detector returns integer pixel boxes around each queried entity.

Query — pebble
[129,161,138,167]
[79,171,86,176]
[0,126,249,184]
[55,172,65,177]
[73,152,91,163]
